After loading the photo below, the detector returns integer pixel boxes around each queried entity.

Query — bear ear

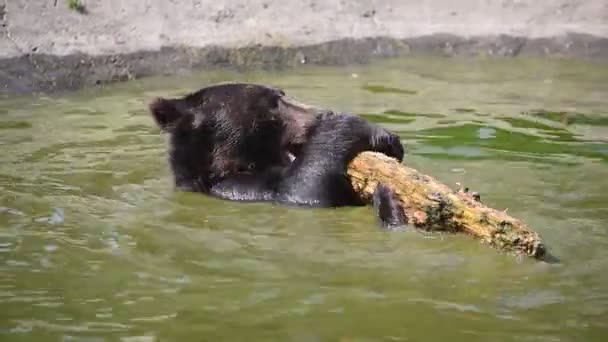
[148,97,182,131]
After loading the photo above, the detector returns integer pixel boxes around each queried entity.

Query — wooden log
[347,151,546,260]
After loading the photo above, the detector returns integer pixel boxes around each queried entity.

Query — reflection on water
[1,57,607,341]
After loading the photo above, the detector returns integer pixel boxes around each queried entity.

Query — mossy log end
[347,152,546,259]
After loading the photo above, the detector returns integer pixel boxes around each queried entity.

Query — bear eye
[247,162,255,170]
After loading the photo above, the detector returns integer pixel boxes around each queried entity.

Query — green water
[1,57,607,341]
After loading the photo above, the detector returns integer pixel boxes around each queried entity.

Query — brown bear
[149,83,407,228]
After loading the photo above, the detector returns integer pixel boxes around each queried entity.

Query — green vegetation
[67,0,86,14]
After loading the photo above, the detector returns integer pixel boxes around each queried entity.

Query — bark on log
[347,151,546,259]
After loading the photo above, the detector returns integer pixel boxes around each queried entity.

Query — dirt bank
[1,0,607,95]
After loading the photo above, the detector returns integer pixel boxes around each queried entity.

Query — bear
[149,82,407,228]
[149,83,321,193]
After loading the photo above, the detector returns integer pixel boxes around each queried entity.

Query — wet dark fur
[149,83,407,227]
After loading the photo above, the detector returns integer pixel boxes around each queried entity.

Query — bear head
[148,83,328,191]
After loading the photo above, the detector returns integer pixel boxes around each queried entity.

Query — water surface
[1,57,607,341]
